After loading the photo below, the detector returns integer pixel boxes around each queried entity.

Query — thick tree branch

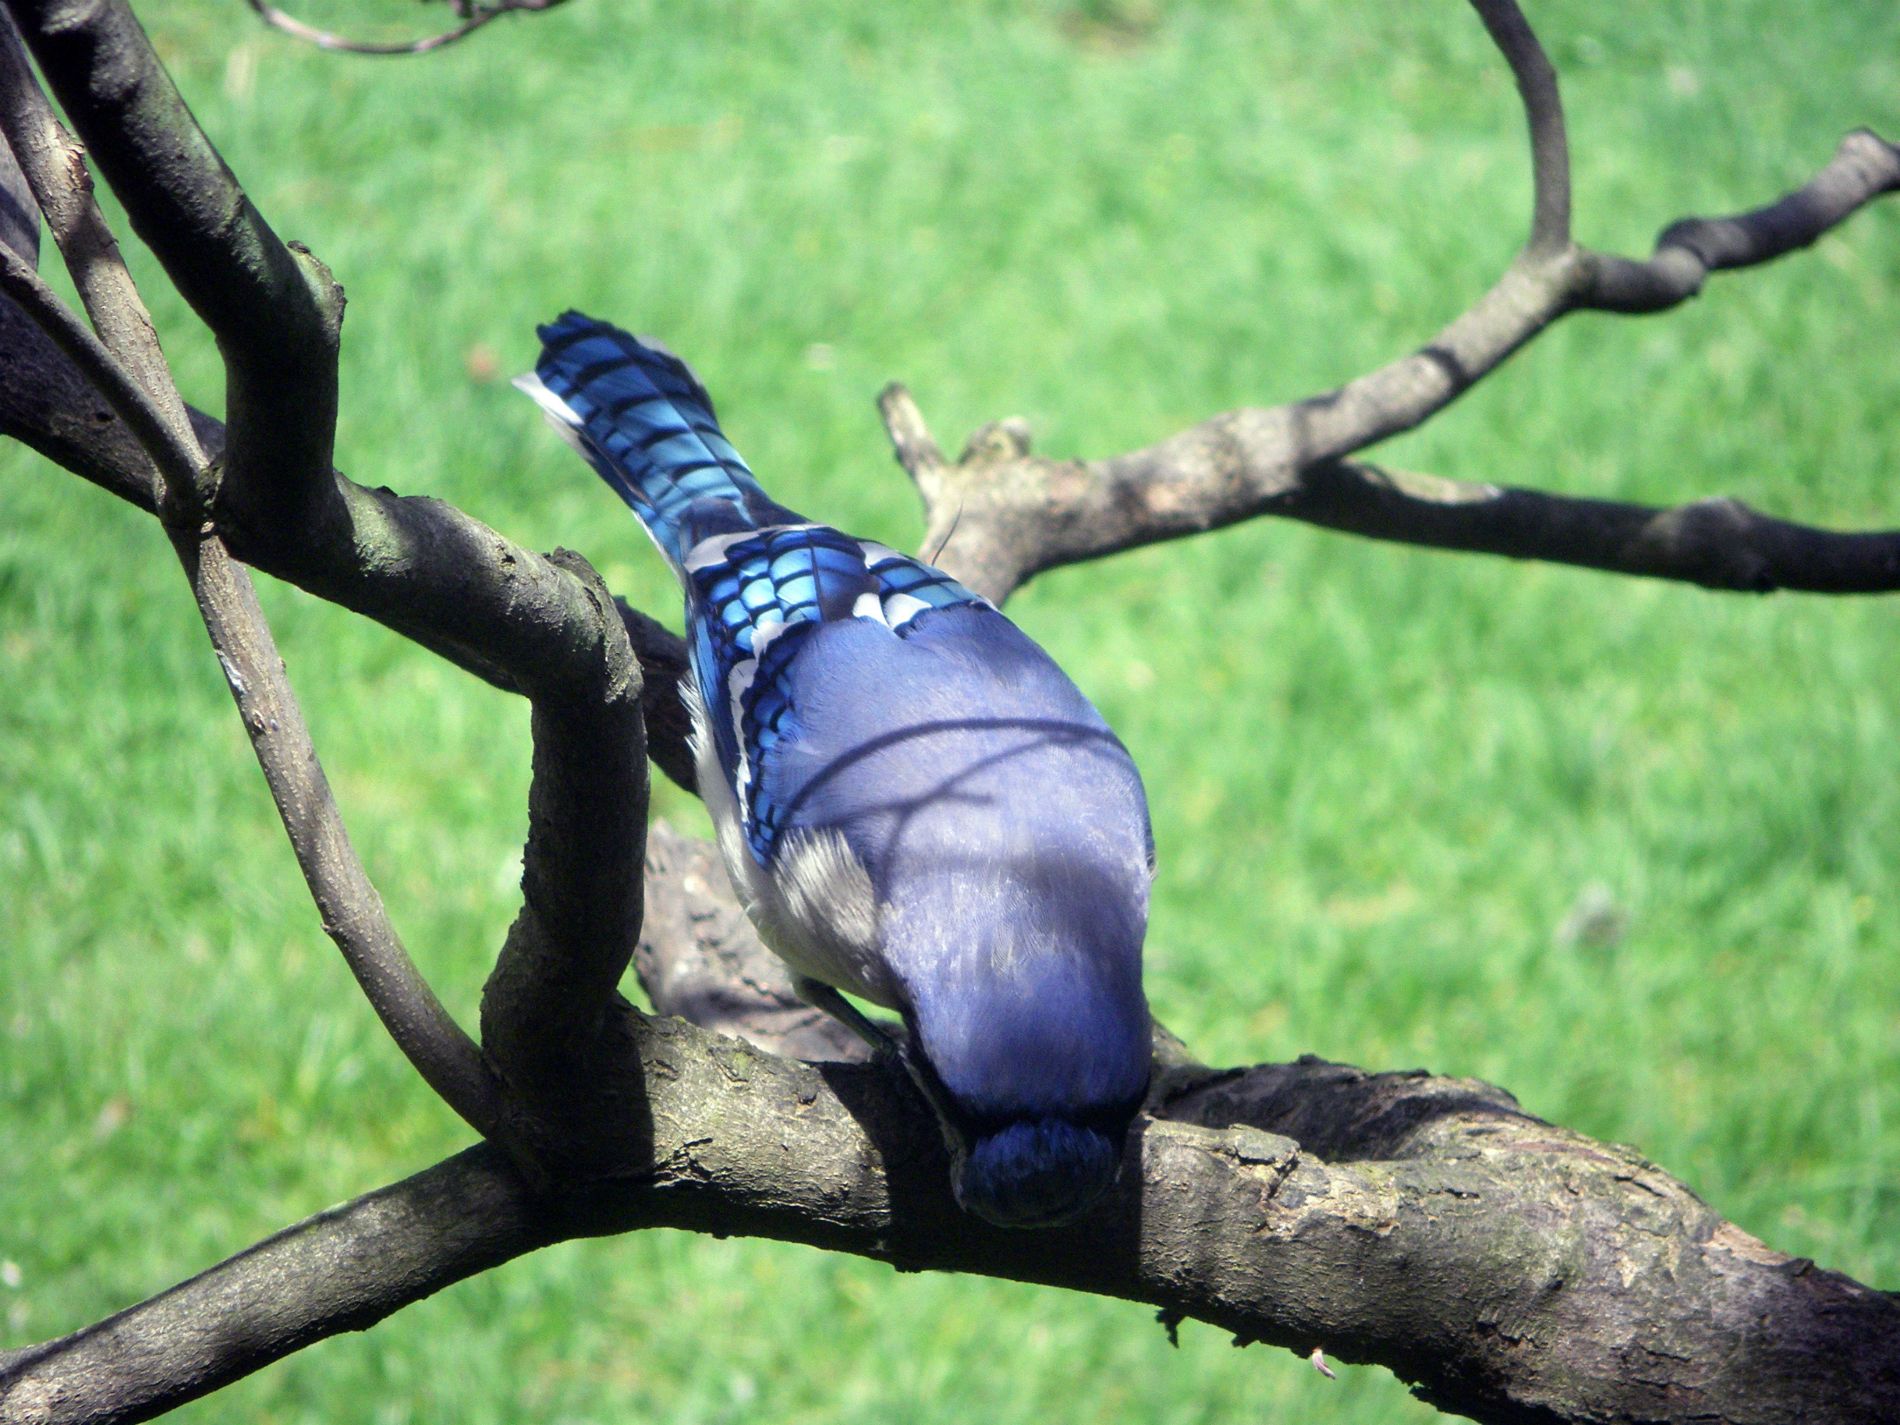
[884,1,1900,603]
[0,320,700,783]
[6,873,1897,1425]
[0,252,503,1137]
[7,0,670,1157]
[3,0,687,730]
[480,549,651,1178]
[0,87,29,260]
[0,240,197,491]
[11,0,342,537]
[0,0,693,762]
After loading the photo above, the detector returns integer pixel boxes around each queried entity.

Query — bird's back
[762,606,1154,1120]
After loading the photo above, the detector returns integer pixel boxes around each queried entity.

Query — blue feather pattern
[521,312,1153,1229]
[522,316,993,867]
[689,527,993,862]
[521,311,790,562]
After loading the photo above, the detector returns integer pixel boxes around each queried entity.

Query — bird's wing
[685,526,991,865]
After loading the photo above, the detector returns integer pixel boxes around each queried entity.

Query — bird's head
[897,943,1150,1229]
[885,848,1154,1228]
[952,1110,1135,1228]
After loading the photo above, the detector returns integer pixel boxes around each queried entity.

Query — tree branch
[245,0,566,57]
[1,2,504,1134]
[11,0,342,530]
[2,0,695,761]
[1470,0,1568,254]
[9,0,680,1157]
[480,548,651,1179]
[0,239,197,492]
[1578,128,1900,313]
[0,256,504,1136]
[883,1,1900,603]
[1213,458,1900,594]
[6,870,1897,1425]
[0,318,700,785]
[0,8,181,443]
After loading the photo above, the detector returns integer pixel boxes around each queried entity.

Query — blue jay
[518,312,1153,1227]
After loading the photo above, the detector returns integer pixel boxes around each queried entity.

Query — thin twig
[245,0,565,56]
[1578,128,1900,312]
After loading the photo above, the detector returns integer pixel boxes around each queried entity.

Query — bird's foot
[791,975,901,1058]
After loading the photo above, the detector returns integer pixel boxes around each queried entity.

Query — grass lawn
[3,1,1898,1420]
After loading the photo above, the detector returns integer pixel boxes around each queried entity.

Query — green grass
[4,1,1899,1420]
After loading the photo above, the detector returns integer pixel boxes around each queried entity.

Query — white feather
[511,371,588,457]
[881,592,932,629]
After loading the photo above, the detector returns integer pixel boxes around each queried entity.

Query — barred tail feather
[516,312,789,564]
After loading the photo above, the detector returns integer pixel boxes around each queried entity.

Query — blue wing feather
[681,522,991,864]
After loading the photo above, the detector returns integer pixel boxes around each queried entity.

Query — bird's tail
[516,311,792,567]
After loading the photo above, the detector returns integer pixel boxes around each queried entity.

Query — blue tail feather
[518,312,794,563]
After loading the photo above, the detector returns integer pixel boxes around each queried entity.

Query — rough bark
[3,1,1898,1423]
[6,865,1899,1425]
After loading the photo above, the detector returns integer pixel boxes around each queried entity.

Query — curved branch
[0,247,504,1140]
[0,323,700,783]
[246,0,566,57]
[0,240,196,492]
[480,550,651,1178]
[5,908,1896,1425]
[0,6,505,1134]
[1470,0,1569,253]
[0,9,184,442]
[11,0,343,523]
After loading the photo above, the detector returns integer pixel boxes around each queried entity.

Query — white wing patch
[855,541,906,568]
[725,615,789,825]
[851,540,948,633]
[881,592,932,627]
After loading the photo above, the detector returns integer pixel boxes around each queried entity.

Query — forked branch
[8,0,662,1169]
[883,0,1900,603]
